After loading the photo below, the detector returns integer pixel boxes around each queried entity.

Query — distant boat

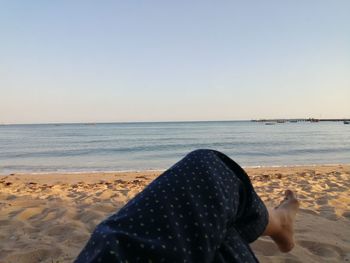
[344,121,350,125]
[265,122,276,125]
[308,118,319,122]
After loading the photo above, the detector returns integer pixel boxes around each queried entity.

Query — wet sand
[0,165,349,262]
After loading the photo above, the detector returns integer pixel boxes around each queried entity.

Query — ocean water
[0,121,349,174]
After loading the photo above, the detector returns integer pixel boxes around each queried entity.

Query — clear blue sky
[1,1,349,124]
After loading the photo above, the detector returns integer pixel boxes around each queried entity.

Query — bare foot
[265,190,300,252]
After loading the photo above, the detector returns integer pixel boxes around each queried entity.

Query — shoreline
[1,164,349,262]
[1,163,349,176]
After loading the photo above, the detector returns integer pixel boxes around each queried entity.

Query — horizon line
[1,117,350,126]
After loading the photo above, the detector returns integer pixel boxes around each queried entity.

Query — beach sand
[1,165,349,263]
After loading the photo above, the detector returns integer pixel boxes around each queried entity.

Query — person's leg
[214,150,299,253]
[76,149,254,263]
[214,189,299,262]
[213,151,270,244]
[262,190,299,252]
[75,149,298,263]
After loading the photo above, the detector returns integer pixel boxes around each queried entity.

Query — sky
[1,1,349,124]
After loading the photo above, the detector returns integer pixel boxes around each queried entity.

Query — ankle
[263,208,282,237]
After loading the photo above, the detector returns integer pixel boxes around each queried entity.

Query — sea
[0,121,349,174]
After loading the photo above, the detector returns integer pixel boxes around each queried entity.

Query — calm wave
[0,121,349,174]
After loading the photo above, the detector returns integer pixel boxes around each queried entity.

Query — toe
[285,190,295,200]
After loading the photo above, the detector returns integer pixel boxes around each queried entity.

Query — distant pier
[251,118,350,123]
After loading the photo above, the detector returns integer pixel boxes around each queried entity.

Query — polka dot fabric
[75,149,268,263]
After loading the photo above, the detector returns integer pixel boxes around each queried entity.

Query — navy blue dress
[75,149,268,263]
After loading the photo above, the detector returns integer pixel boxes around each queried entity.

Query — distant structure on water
[251,118,350,124]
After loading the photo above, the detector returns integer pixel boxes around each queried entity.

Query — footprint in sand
[282,258,303,263]
[342,211,350,220]
[315,196,328,206]
[3,247,62,263]
[299,208,319,216]
[297,240,341,259]
[6,194,17,200]
[29,207,62,222]
[251,238,279,256]
[117,189,130,197]
[72,192,89,202]
[318,205,338,221]
[95,190,115,199]
[45,222,87,243]
[90,203,118,214]
[74,209,105,232]
[15,206,45,221]
[136,175,148,179]
[300,184,312,192]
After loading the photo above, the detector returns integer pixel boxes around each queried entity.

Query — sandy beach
[0,165,349,263]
